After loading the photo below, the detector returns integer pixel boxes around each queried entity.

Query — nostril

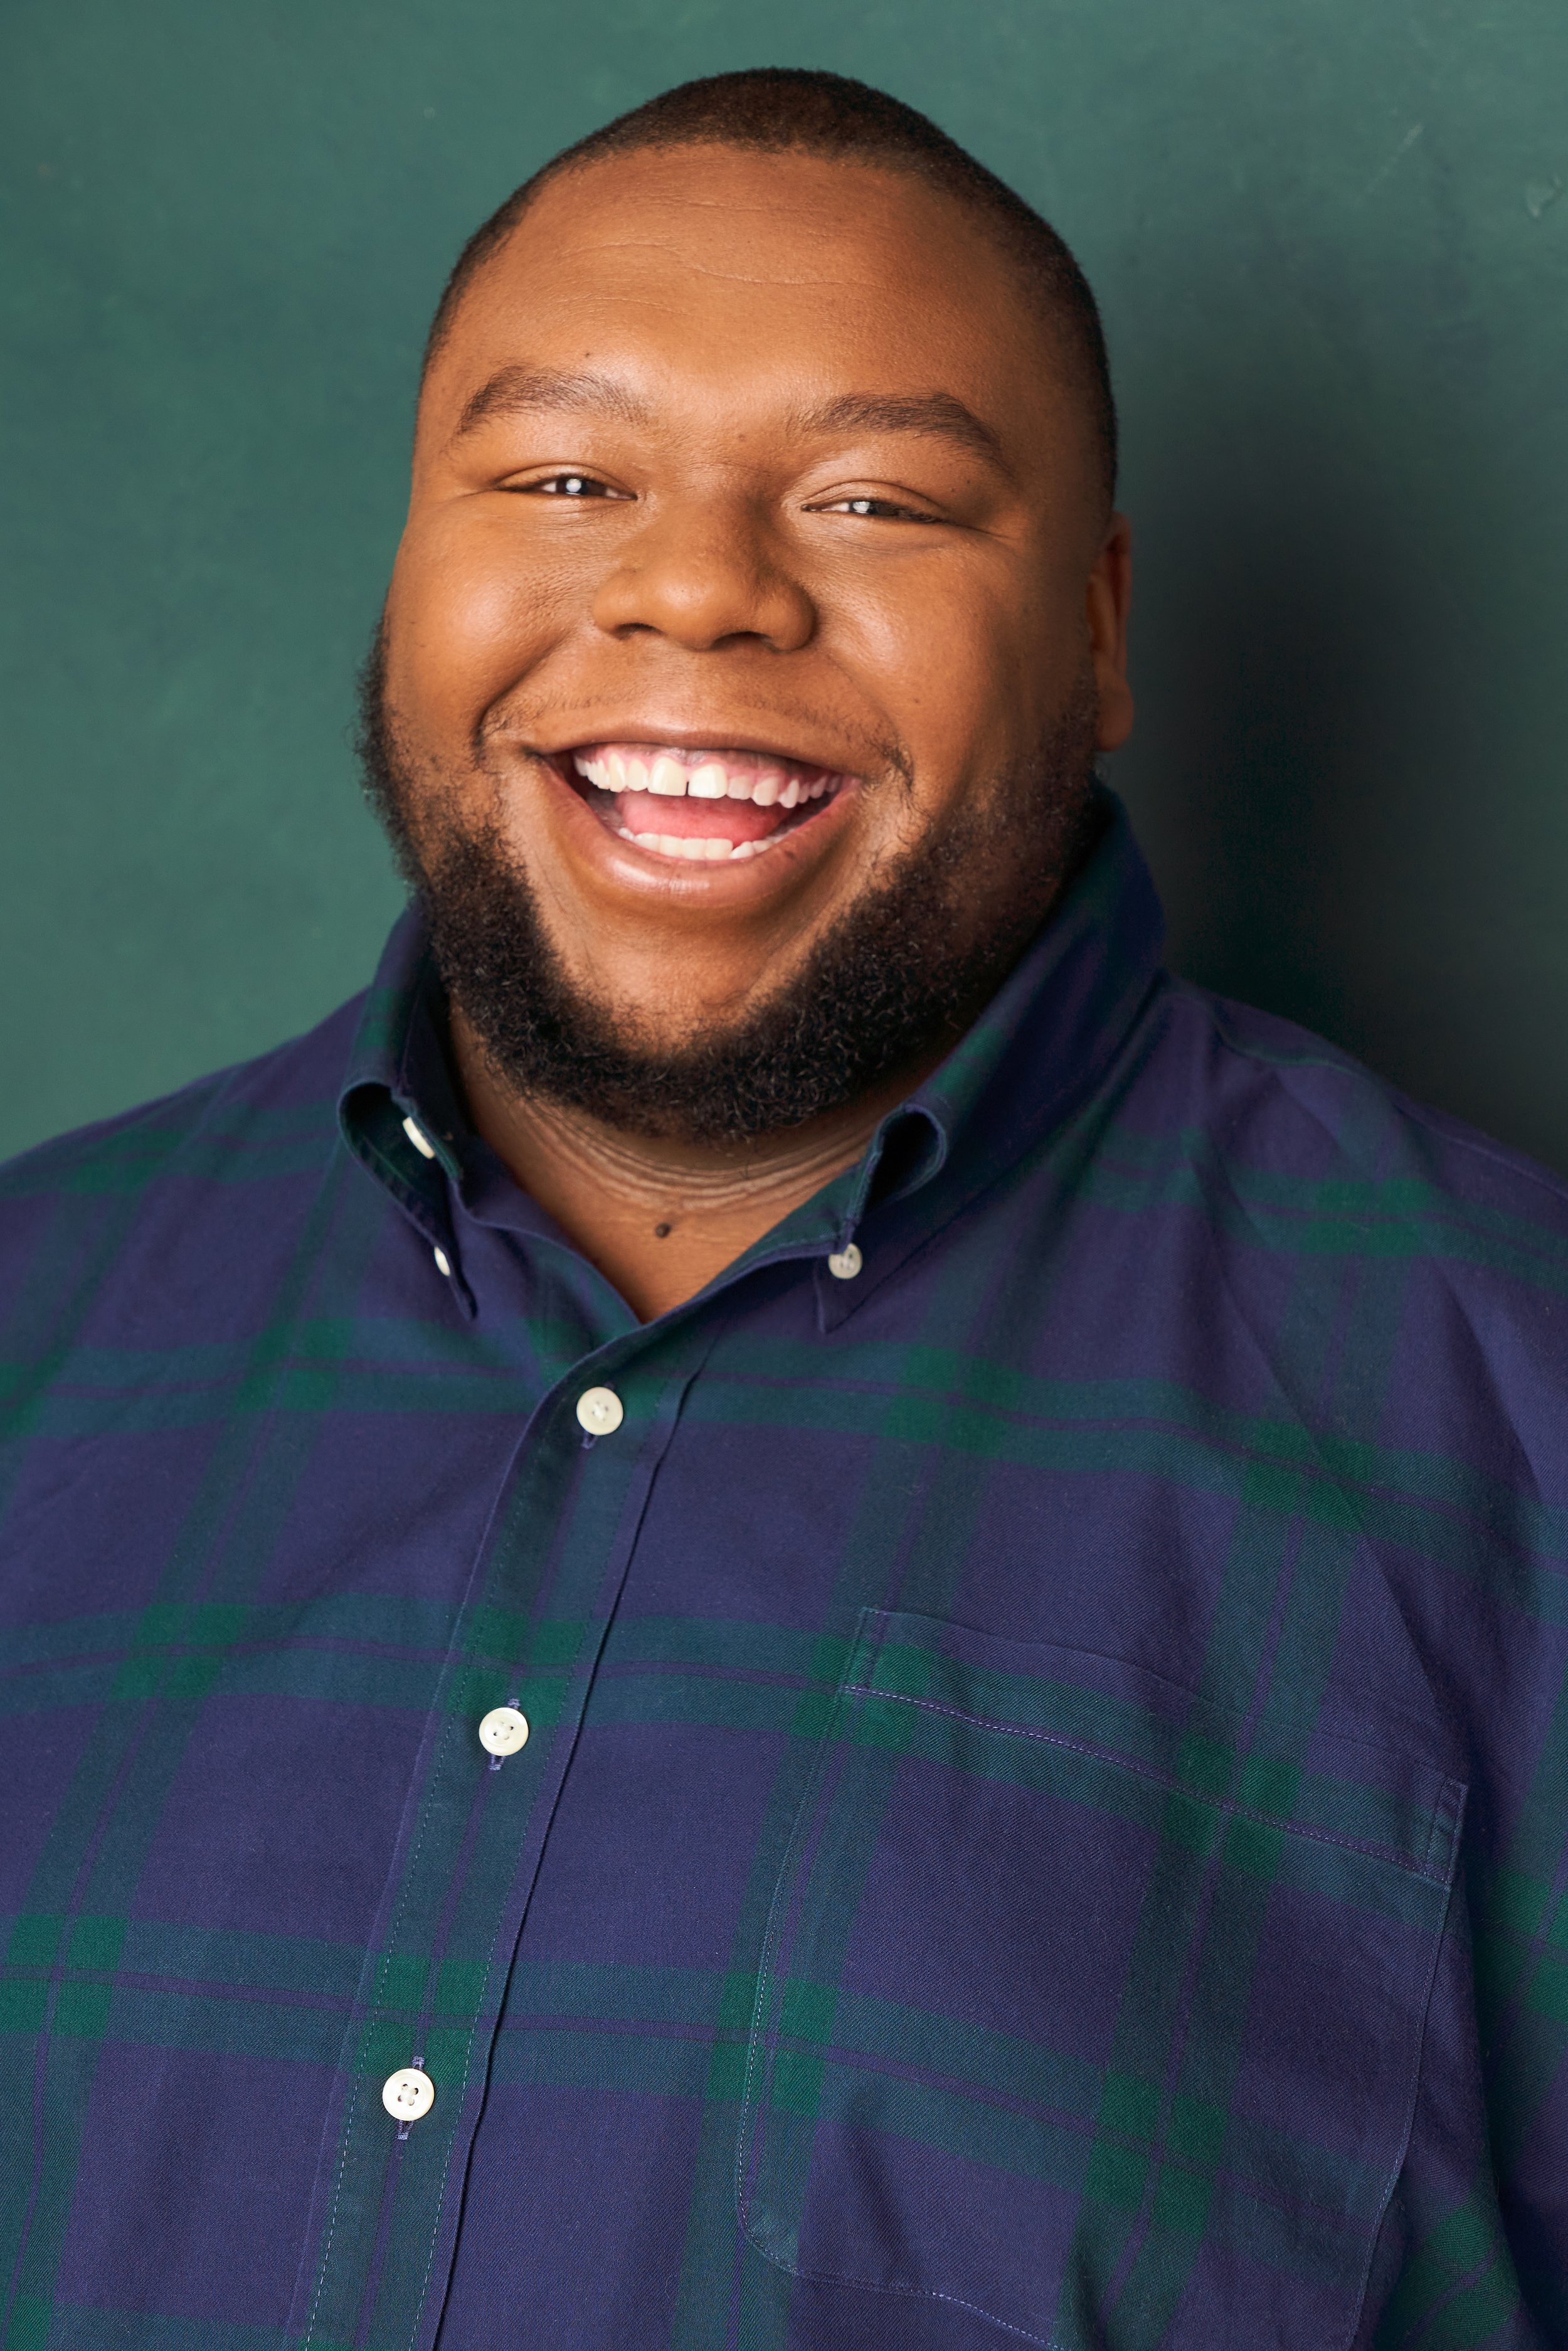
[590,543,815,654]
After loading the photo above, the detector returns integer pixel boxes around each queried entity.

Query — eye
[810,494,942,523]
[513,471,631,500]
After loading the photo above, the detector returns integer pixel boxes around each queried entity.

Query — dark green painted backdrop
[4,1,1567,1165]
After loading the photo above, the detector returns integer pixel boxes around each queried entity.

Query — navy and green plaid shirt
[3,800,1567,2351]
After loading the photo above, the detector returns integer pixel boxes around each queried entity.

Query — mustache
[473,689,916,799]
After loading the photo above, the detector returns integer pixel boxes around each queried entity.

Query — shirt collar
[338,920,477,1306]
[896,786,1164,1184]
[337,789,1165,1317]
[788,788,1166,1323]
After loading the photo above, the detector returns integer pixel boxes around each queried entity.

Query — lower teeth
[622,830,782,862]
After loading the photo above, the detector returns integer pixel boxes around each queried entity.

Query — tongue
[602,788,793,846]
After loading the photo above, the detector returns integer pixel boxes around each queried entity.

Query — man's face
[378,144,1131,1128]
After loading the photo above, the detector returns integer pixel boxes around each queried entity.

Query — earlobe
[1095,671,1136,755]
[1089,512,1133,753]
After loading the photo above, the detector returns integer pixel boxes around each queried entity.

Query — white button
[827,1243,863,1281]
[575,1386,624,1436]
[402,1114,437,1160]
[478,1705,529,1756]
[381,2066,435,2123]
[432,1246,452,1278]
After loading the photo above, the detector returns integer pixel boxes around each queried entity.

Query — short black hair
[421,67,1117,510]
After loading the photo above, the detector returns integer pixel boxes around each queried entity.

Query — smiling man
[3,66,1568,2351]
[363,85,1127,1322]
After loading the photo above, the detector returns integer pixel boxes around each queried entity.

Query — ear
[1087,513,1133,753]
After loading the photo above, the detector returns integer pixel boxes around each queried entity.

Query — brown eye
[523,472,630,499]
[815,494,940,522]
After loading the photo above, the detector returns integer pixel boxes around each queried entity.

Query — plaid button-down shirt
[3,801,1567,2351]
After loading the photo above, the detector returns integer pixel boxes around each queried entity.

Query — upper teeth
[574,746,834,811]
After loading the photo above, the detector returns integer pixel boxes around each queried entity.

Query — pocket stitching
[844,1681,1463,1886]
[737,1664,864,2264]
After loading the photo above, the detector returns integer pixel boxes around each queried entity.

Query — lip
[523,719,865,772]
[515,734,864,903]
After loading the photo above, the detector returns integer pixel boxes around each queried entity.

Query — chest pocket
[738,1609,1464,2350]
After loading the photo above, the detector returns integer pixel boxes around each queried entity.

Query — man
[1,64,1564,2351]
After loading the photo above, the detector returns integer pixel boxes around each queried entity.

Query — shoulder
[0,995,371,1340]
[1150,975,1568,1245]
[1125,980,1568,1479]
[0,992,366,1206]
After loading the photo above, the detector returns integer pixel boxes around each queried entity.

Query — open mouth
[564,743,850,864]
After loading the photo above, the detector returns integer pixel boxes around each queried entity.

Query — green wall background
[4,1,1567,1165]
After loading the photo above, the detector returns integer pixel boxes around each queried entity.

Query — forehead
[420,145,1073,455]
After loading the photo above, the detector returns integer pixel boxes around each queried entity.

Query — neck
[450,1007,924,1319]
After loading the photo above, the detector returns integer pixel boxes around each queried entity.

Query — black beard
[357,632,1099,1147]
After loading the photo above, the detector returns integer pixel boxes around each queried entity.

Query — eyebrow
[449,364,657,443]
[448,367,1009,475]
[791,391,1010,474]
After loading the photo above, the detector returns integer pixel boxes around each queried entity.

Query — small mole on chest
[654,1222,673,1239]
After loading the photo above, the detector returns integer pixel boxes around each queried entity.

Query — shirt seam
[843,1684,1461,1884]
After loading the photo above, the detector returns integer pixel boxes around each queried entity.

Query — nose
[590,496,815,653]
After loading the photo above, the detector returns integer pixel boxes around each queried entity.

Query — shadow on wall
[1148,506,1369,1044]
[1113,393,1568,1172]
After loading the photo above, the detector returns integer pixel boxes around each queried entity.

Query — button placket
[294,1335,705,2348]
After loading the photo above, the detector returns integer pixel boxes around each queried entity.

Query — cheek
[828,564,1061,770]
[387,508,575,731]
